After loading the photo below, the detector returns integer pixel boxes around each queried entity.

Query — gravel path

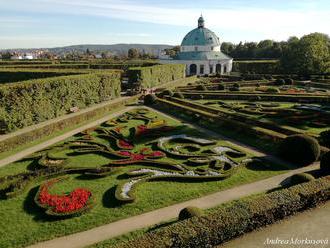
[0,106,135,168]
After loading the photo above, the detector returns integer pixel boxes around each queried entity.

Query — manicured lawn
[0,108,289,248]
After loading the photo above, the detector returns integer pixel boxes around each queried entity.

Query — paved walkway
[0,106,135,168]
[220,201,330,248]
[27,163,318,248]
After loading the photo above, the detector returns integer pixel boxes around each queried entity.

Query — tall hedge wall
[0,71,121,133]
[0,69,91,84]
[233,61,280,74]
[0,63,157,71]
[127,64,186,88]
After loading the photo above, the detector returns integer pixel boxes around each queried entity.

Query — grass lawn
[0,108,290,248]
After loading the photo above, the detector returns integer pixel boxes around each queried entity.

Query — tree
[281,33,330,74]
[128,48,139,59]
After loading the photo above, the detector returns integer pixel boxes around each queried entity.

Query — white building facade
[160,16,233,76]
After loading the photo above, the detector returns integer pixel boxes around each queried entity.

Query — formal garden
[0,107,293,247]
[0,59,329,247]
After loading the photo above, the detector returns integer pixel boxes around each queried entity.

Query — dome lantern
[198,15,205,28]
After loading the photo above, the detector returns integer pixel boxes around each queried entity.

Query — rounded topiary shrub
[275,78,285,86]
[266,87,280,93]
[285,78,294,85]
[320,151,330,175]
[173,92,184,99]
[229,86,239,92]
[290,173,315,185]
[320,129,330,148]
[278,134,320,166]
[196,84,207,91]
[233,83,240,88]
[161,89,174,97]
[218,84,225,90]
[144,94,157,105]
[178,206,203,220]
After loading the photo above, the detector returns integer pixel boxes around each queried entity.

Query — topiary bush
[290,173,315,185]
[178,206,203,220]
[196,84,207,91]
[278,134,320,166]
[218,84,225,90]
[266,87,280,93]
[229,86,239,92]
[173,92,184,99]
[144,94,157,105]
[285,78,294,85]
[161,89,174,97]
[320,151,330,175]
[320,130,330,148]
[275,78,285,86]
[233,83,240,88]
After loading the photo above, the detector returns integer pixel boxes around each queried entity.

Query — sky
[0,0,329,49]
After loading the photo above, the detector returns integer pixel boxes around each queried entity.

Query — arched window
[189,64,197,75]
[223,65,227,73]
[216,64,222,74]
[200,64,204,74]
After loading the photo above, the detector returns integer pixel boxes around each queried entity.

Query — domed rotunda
[160,16,233,76]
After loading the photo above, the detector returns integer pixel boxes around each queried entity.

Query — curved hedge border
[117,176,330,248]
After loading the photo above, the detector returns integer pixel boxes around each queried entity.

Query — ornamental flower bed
[35,177,94,217]
[117,139,134,150]
[114,148,166,164]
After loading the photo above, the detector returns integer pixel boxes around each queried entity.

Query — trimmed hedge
[127,64,185,88]
[278,135,320,166]
[0,69,90,84]
[116,177,330,248]
[290,173,315,185]
[178,206,204,220]
[232,60,281,74]
[0,95,139,153]
[0,72,122,133]
[320,152,330,175]
[320,130,330,148]
[144,94,157,105]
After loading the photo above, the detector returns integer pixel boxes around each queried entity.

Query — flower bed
[34,177,94,217]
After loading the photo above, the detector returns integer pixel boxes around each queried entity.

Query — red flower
[118,140,134,149]
[38,179,92,214]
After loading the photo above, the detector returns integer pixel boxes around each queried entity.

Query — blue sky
[0,0,329,49]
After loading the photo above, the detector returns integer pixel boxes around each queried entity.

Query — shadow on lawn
[246,156,291,172]
[23,186,61,222]
[102,186,126,208]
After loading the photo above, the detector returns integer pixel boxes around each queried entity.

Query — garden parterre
[0,108,288,247]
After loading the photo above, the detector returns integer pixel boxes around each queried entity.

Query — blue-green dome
[181,17,220,47]
[181,28,220,46]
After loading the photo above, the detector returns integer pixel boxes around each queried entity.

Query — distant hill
[1,44,174,57]
[49,44,174,56]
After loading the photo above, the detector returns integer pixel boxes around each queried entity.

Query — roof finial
[198,14,205,28]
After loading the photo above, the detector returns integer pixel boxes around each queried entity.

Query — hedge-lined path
[27,163,318,248]
[219,200,330,248]
[0,103,136,168]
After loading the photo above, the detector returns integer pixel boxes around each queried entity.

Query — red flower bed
[117,139,134,150]
[115,148,166,164]
[35,178,93,216]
